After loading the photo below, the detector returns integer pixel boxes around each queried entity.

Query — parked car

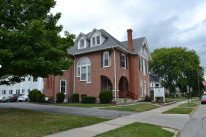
[0,95,10,102]
[17,94,29,102]
[10,94,24,102]
[201,95,206,104]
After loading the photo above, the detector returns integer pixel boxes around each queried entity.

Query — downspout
[73,55,76,93]
[112,47,117,101]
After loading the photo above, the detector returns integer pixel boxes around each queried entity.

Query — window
[80,39,84,48]
[60,80,66,94]
[77,57,91,83]
[9,90,13,94]
[33,78,38,82]
[28,89,30,93]
[16,89,20,94]
[2,90,6,95]
[22,89,25,93]
[120,53,126,69]
[96,36,100,44]
[103,51,110,67]
[102,76,112,90]
[92,37,96,46]
[143,59,146,75]
[28,77,31,81]
[140,79,143,97]
[139,58,143,71]
[147,61,149,73]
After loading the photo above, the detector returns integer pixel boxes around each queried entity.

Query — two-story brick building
[44,28,152,100]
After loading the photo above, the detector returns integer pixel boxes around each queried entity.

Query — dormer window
[80,39,84,48]
[78,39,86,49]
[91,36,101,46]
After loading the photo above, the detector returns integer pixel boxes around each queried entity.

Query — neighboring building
[150,75,162,92]
[44,28,152,100]
[0,76,44,97]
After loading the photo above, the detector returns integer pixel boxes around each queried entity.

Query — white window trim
[60,80,66,94]
[78,39,86,49]
[103,51,110,68]
[77,57,91,83]
[121,53,126,69]
[143,59,146,75]
[91,35,101,47]
[139,58,143,71]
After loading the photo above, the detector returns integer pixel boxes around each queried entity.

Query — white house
[0,76,44,97]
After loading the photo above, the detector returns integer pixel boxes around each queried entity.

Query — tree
[150,47,204,95]
[0,0,75,85]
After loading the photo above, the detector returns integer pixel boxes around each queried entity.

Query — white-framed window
[91,36,101,46]
[33,78,38,82]
[120,53,126,69]
[16,89,20,94]
[28,77,31,81]
[103,51,110,67]
[60,80,66,94]
[28,89,30,93]
[140,79,143,97]
[96,36,100,45]
[77,57,91,83]
[139,57,143,71]
[22,89,25,93]
[9,90,13,94]
[92,37,96,46]
[2,90,6,95]
[80,39,84,48]
[143,59,146,75]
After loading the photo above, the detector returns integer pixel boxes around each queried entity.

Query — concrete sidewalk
[45,100,191,137]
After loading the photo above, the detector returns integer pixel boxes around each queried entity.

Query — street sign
[154,87,165,102]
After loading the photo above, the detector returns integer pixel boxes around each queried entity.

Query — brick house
[44,28,152,100]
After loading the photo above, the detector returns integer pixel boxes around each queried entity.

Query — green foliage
[72,93,79,103]
[99,90,113,104]
[81,94,87,100]
[56,92,65,103]
[144,95,152,102]
[82,96,96,104]
[36,93,45,103]
[0,0,75,85]
[150,47,204,94]
[29,90,41,102]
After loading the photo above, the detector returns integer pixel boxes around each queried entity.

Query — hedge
[99,90,113,104]
[82,96,96,103]
[72,93,79,102]
[28,90,42,102]
[36,93,45,103]
[81,94,87,100]
[56,92,65,103]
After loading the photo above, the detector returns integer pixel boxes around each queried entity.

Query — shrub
[82,96,96,103]
[36,93,45,103]
[81,94,87,100]
[29,90,41,102]
[144,95,152,102]
[99,90,113,104]
[72,93,79,102]
[56,92,65,103]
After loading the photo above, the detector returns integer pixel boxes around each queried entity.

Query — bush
[56,92,65,103]
[144,95,152,102]
[29,90,41,102]
[99,90,113,104]
[36,93,45,103]
[81,94,87,100]
[82,96,96,103]
[72,93,79,102]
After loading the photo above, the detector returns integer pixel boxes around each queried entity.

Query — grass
[163,102,199,114]
[165,97,188,102]
[52,103,115,108]
[102,103,159,112]
[95,122,174,137]
[0,108,108,137]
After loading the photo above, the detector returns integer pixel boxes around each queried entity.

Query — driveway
[180,104,206,137]
[0,102,136,119]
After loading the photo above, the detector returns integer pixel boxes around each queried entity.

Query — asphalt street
[181,104,206,137]
[0,102,136,119]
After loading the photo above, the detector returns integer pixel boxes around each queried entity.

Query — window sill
[103,66,110,68]
[121,67,127,69]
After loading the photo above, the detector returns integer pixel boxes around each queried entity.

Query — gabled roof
[68,29,151,59]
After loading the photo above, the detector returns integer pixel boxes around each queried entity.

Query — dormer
[88,28,106,47]
[76,33,88,49]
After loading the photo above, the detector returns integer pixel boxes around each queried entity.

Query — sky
[51,0,206,80]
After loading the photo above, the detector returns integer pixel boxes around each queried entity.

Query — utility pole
[197,69,200,99]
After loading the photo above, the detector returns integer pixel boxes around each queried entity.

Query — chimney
[127,29,133,52]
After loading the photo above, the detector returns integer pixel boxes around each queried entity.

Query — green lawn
[0,108,108,137]
[95,122,174,137]
[53,103,115,108]
[163,102,199,114]
[102,103,159,112]
[165,97,188,102]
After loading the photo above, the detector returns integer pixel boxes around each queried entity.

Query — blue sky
[51,0,206,79]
